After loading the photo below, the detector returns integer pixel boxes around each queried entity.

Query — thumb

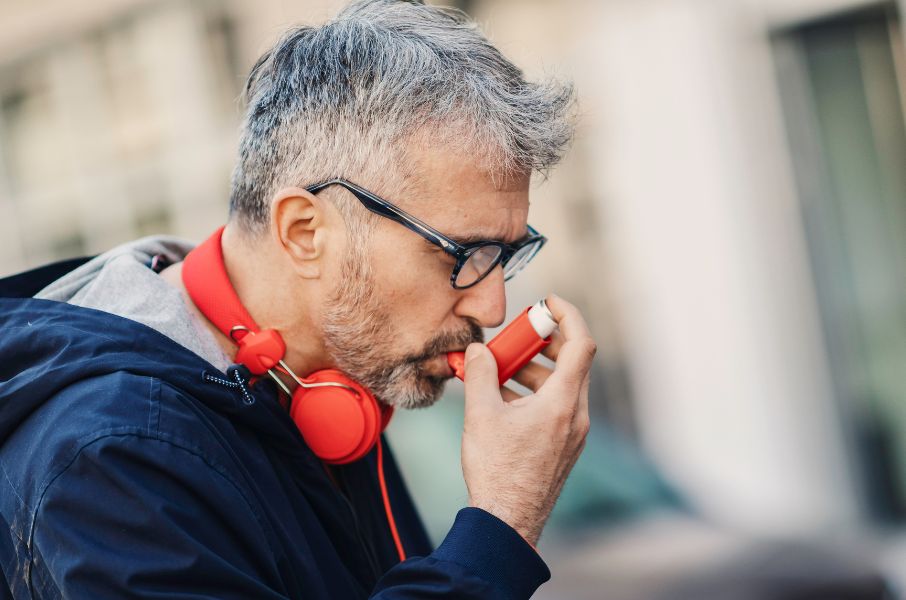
[463,343,501,409]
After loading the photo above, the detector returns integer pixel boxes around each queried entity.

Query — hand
[461,294,595,546]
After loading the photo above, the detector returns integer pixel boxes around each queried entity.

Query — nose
[452,265,507,328]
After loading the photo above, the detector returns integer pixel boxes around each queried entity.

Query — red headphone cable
[377,437,406,562]
[273,349,405,561]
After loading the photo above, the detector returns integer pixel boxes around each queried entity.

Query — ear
[270,187,336,279]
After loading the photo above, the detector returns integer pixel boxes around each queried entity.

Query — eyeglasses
[305,178,547,289]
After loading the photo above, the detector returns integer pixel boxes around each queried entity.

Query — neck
[160,224,330,378]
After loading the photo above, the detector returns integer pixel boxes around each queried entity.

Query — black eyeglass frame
[305,178,547,289]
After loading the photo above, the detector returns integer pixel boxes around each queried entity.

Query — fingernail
[465,343,482,362]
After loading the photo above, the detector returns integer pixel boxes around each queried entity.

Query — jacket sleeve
[29,433,291,600]
[371,508,550,600]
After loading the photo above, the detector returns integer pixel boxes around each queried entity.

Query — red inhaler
[447,299,558,385]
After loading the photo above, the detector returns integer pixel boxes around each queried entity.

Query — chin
[378,375,449,410]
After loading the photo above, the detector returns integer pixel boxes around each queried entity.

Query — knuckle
[550,401,576,426]
[581,338,598,359]
[577,417,591,438]
[556,375,582,395]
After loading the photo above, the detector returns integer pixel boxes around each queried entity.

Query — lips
[418,353,456,378]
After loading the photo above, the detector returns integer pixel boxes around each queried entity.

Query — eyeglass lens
[454,245,504,287]
[454,239,544,287]
[502,241,541,280]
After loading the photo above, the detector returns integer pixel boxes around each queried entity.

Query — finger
[463,343,502,414]
[548,338,597,394]
[577,371,590,422]
[540,330,565,362]
[511,360,553,392]
[544,295,597,391]
[500,386,522,403]
[545,294,592,343]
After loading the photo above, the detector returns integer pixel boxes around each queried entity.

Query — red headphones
[181,226,392,465]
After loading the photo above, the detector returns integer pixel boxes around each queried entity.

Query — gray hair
[228,0,575,235]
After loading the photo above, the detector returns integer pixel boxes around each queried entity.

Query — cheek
[368,230,448,302]
[366,235,458,345]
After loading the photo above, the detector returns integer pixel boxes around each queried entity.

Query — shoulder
[24,431,283,599]
[1,370,280,578]
[2,370,246,525]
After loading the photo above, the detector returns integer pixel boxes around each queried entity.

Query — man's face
[320,147,531,409]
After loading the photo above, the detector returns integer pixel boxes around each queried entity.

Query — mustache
[404,320,484,365]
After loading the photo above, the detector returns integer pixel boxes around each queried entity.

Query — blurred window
[0,0,238,270]
[774,4,906,521]
[0,72,58,198]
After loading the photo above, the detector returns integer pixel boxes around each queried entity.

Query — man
[0,0,593,598]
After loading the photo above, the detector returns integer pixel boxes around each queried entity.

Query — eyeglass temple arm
[305,179,465,255]
[305,179,544,256]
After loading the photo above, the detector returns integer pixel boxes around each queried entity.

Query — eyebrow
[447,233,498,245]
[447,233,512,246]
[446,228,532,246]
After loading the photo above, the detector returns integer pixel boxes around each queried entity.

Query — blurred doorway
[774,3,906,522]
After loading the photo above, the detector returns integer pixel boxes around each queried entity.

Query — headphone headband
[182,227,287,374]
[182,226,260,338]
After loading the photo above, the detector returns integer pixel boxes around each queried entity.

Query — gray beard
[320,259,482,409]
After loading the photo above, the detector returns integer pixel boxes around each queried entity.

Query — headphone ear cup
[289,369,382,465]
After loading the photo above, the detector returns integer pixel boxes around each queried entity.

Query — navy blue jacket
[0,259,549,599]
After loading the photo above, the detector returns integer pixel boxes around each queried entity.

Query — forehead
[398,143,531,244]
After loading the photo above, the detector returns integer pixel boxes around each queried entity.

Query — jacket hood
[35,235,233,374]
[35,236,192,304]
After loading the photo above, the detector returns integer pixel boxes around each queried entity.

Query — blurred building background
[1,0,905,597]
